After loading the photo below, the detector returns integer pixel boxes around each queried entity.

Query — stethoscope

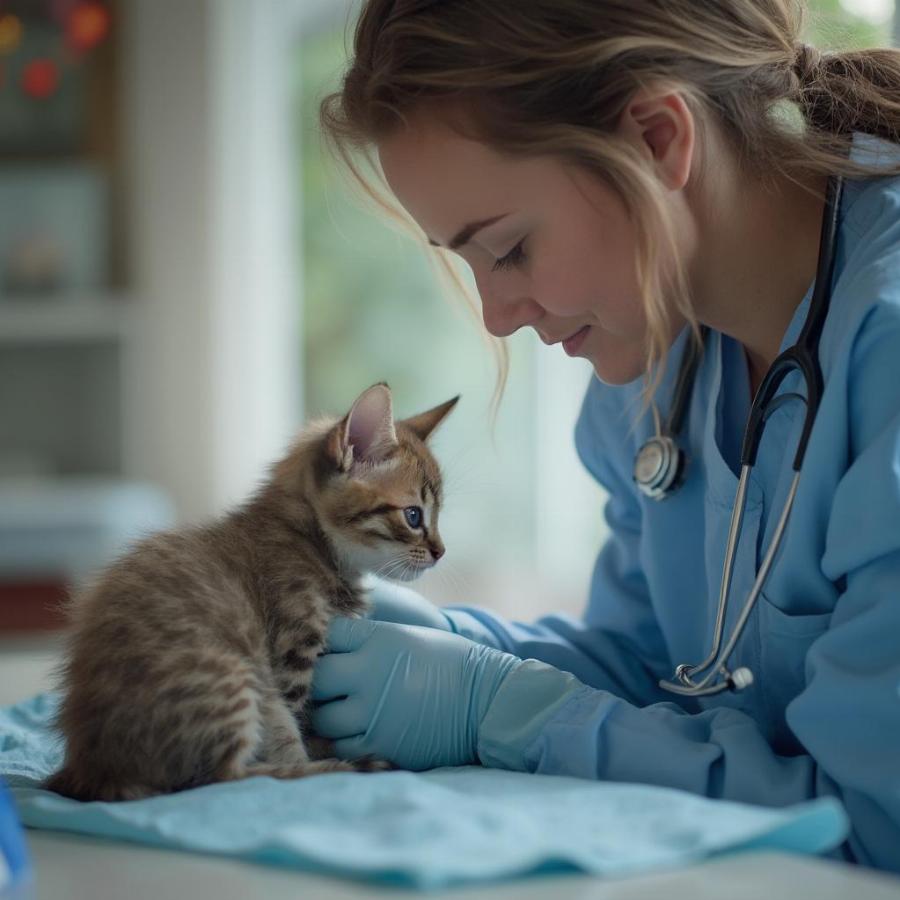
[633,174,845,697]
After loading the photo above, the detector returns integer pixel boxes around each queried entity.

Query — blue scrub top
[443,132,900,872]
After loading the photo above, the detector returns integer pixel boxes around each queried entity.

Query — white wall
[122,0,300,523]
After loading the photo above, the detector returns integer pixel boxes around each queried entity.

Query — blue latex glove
[364,577,504,649]
[0,779,30,892]
[311,617,522,770]
[364,577,453,631]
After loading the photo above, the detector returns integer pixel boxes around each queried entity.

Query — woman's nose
[477,279,543,338]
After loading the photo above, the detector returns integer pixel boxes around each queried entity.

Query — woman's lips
[562,325,590,357]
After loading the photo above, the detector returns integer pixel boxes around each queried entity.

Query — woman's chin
[589,355,647,387]
[578,330,647,386]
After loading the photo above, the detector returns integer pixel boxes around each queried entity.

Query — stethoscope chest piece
[633,435,686,500]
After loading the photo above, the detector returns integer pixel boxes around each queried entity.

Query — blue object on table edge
[1,692,850,890]
[0,777,31,892]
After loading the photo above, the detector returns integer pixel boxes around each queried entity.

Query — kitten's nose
[429,543,445,562]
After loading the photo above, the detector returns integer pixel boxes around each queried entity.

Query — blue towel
[1,693,849,890]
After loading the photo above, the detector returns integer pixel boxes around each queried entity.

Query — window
[293,0,896,620]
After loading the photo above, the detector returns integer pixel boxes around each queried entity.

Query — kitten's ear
[398,395,460,443]
[328,383,398,471]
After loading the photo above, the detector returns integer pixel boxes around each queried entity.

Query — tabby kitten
[45,383,457,801]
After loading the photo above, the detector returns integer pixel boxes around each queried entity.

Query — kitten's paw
[352,755,394,773]
[305,734,336,761]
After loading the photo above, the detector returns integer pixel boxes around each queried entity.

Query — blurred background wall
[0,0,894,645]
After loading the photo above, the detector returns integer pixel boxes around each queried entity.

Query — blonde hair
[320,0,900,405]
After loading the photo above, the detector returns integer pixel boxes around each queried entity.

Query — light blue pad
[1,693,849,889]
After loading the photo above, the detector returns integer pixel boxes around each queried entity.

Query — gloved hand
[364,577,503,649]
[363,576,453,632]
[311,617,521,770]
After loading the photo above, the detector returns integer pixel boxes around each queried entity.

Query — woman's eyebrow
[427,213,510,250]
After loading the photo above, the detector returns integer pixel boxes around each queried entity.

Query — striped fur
[45,384,456,800]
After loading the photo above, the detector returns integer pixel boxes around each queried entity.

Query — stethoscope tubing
[659,469,801,696]
[657,174,844,697]
[741,174,845,472]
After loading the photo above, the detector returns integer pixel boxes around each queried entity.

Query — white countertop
[21,834,900,900]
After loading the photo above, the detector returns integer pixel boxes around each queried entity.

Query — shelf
[0,293,133,343]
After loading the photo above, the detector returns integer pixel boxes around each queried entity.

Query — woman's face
[377,112,667,384]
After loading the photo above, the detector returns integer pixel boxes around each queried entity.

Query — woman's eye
[491,239,527,273]
[404,506,423,529]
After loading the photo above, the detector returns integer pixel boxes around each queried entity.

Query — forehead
[377,112,562,244]
[367,448,441,499]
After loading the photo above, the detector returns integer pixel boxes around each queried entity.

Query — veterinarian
[310,0,900,872]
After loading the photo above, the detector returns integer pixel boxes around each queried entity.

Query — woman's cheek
[531,261,592,318]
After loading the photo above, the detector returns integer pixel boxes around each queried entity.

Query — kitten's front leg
[269,611,329,721]
[269,581,367,721]
[269,607,392,772]
[256,692,311,767]
[270,619,343,759]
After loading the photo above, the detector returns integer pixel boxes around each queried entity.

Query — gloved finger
[365,578,436,624]
[310,650,360,702]
[325,616,376,653]
[309,697,369,741]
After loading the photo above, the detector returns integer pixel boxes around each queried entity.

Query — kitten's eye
[404,506,423,529]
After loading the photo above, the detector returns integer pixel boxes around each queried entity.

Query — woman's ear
[617,88,695,192]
